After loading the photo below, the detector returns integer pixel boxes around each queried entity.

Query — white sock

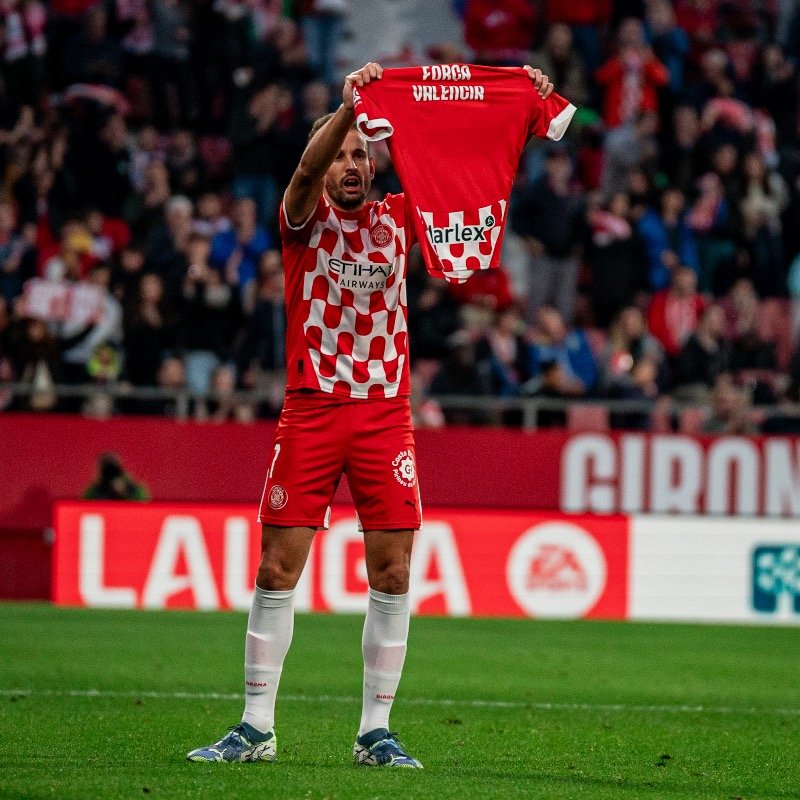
[359,588,410,736]
[241,585,294,734]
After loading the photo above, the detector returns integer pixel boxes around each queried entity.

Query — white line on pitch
[2,688,800,717]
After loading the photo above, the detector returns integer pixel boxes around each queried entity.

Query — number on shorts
[269,443,281,479]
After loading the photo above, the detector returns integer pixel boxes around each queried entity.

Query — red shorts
[258,391,421,531]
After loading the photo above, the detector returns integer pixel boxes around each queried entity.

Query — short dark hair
[307,113,369,154]
[308,112,336,141]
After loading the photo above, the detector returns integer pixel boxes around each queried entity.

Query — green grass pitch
[1,603,799,800]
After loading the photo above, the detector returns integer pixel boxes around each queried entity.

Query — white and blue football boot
[187,722,276,763]
[353,729,423,768]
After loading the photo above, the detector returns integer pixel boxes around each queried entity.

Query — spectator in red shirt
[86,208,131,263]
[464,0,536,65]
[49,0,96,15]
[38,218,97,280]
[675,0,719,55]
[595,18,669,128]
[448,264,515,312]
[647,264,707,359]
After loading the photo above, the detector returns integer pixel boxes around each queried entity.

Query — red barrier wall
[0,528,51,599]
[4,414,800,533]
[1,413,562,530]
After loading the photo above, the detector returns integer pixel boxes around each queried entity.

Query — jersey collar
[324,195,369,221]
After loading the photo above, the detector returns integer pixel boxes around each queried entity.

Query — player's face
[324,130,374,211]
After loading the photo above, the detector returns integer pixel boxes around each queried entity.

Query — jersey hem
[257,514,421,532]
[258,515,328,528]
[357,520,422,532]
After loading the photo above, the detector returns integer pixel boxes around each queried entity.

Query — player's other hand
[523,65,554,99]
[343,62,383,110]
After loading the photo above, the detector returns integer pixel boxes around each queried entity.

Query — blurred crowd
[2,0,800,432]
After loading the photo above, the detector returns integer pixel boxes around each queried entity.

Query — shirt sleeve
[279,195,322,243]
[527,90,577,142]
[352,83,394,141]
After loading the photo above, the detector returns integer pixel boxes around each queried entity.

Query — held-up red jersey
[279,193,414,400]
[352,64,576,282]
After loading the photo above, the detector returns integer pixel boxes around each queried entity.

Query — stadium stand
[1,0,800,432]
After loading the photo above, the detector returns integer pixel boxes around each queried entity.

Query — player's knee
[256,559,300,591]
[370,562,410,595]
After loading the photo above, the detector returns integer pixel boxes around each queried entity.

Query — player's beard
[326,174,370,210]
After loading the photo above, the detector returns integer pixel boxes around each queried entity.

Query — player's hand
[523,65,554,99]
[343,62,383,110]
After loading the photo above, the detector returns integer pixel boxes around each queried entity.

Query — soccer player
[187,61,555,768]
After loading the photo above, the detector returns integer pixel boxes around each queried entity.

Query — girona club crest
[392,450,416,488]
[268,485,289,510]
[369,223,393,248]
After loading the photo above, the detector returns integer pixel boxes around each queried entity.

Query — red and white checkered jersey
[279,193,414,399]
[352,64,576,283]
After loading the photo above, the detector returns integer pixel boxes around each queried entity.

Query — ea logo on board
[506,523,607,618]
[370,223,393,248]
[268,485,289,510]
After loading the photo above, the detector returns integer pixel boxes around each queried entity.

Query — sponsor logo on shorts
[370,223,393,248]
[268,485,289,510]
[392,449,416,488]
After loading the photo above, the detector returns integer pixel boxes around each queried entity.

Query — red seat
[649,400,673,433]
[678,407,708,433]
[567,404,610,432]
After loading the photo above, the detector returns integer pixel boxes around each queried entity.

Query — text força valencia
[413,65,485,103]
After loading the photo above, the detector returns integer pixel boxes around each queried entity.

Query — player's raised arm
[284,62,383,227]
